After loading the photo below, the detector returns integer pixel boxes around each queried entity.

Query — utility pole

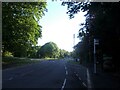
[73,34,75,48]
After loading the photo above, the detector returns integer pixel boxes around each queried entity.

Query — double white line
[61,65,68,90]
[61,78,66,90]
[65,65,68,75]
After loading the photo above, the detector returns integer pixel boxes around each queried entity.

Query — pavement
[67,60,120,89]
[86,63,120,89]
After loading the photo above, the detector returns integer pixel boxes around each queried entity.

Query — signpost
[94,39,99,74]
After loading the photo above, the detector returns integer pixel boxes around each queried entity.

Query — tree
[62,2,120,71]
[28,45,41,58]
[59,49,70,58]
[37,42,60,58]
[2,2,47,57]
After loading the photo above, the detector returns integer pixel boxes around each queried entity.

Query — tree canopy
[2,2,47,57]
[37,42,60,58]
[59,49,70,58]
[62,2,120,70]
[37,42,71,59]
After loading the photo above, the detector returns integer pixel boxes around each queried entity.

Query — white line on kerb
[87,68,92,88]
[61,78,66,90]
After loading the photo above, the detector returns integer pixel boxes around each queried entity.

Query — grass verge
[42,57,59,60]
[2,57,41,69]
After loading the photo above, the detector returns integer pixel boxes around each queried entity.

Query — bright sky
[37,1,86,52]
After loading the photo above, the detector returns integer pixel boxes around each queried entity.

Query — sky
[37,1,86,52]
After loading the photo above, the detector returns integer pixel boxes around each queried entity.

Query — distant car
[75,58,80,62]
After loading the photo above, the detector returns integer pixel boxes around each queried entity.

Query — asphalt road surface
[2,59,88,89]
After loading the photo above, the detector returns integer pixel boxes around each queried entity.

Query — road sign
[93,39,99,74]
[94,39,99,45]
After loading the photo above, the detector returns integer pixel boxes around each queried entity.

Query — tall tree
[59,49,70,58]
[62,2,120,71]
[2,2,47,57]
[37,42,60,58]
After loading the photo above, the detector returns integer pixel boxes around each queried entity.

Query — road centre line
[64,65,67,70]
[76,74,78,76]
[66,70,68,75]
[82,82,87,87]
[78,77,81,80]
[61,78,66,90]
[65,66,67,70]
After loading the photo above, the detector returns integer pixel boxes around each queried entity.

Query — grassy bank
[2,57,41,69]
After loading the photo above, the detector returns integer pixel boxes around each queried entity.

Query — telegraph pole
[73,34,75,49]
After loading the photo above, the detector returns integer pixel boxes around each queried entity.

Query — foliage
[2,51,13,57]
[62,2,120,68]
[59,49,70,58]
[2,2,47,57]
[37,42,60,58]
[2,57,41,69]
[37,42,71,59]
[28,46,41,58]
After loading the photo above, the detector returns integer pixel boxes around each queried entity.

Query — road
[2,59,88,89]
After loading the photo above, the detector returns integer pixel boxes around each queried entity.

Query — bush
[2,51,13,57]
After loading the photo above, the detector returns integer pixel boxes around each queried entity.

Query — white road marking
[87,68,92,88]
[66,70,68,75]
[82,82,87,87]
[64,65,67,70]
[8,77,13,80]
[61,78,66,90]
[78,77,81,80]
[76,74,78,76]
[65,66,67,70]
